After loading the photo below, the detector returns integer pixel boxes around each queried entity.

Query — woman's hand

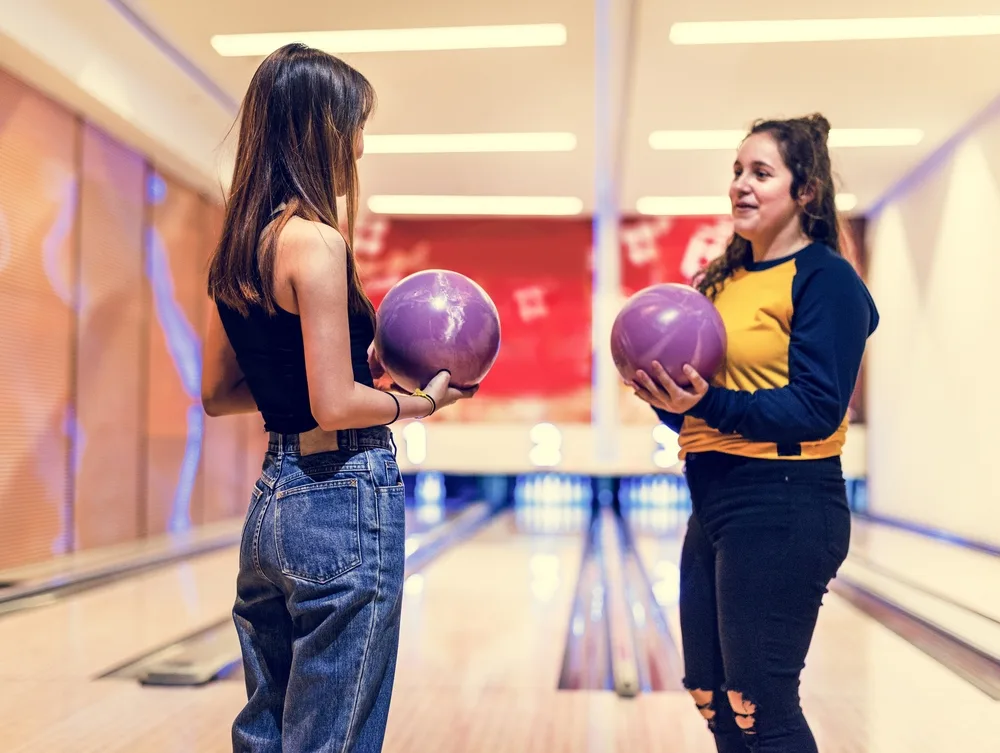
[420,370,479,412]
[629,361,709,414]
[368,343,385,381]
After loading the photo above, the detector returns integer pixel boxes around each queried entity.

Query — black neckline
[744,241,819,272]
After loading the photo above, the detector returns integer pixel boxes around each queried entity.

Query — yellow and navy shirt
[654,242,879,461]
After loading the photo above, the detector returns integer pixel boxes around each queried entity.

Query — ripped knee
[727,690,757,734]
[688,689,717,725]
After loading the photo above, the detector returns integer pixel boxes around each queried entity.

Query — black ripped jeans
[680,451,851,753]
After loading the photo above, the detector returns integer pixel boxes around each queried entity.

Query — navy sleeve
[651,406,685,434]
[685,258,878,445]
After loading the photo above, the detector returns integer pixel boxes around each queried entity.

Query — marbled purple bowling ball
[610,283,727,388]
[374,269,501,392]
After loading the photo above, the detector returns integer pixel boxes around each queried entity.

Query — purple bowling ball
[611,283,727,389]
[374,269,501,393]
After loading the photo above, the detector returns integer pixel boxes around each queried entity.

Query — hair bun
[803,113,832,141]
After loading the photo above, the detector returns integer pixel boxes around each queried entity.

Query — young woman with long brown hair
[630,114,879,753]
[201,44,475,752]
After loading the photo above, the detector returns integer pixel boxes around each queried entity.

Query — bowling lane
[844,516,1000,623]
[391,510,586,692]
[633,531,1000,753]
[0,501,457,683]
[0,545,243,752]
[383,506,720,753]
[0,547,238,682]
[2,499,731,753]
[2,678,239,753]
[0,495,500,753]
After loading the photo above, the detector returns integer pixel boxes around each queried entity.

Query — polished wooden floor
[2,512,998,752]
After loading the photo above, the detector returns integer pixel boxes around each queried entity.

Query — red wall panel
[356,217,594,423]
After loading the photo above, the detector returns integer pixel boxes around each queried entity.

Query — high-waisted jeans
[231,426,406,753]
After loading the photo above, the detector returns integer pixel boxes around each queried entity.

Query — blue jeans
[231,426,406,753]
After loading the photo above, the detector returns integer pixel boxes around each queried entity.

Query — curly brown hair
[695,113,844,299]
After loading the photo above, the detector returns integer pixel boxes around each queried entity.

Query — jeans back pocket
[274,478,362,584]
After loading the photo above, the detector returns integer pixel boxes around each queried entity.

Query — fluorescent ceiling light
[364,132,577,154]
[367,195,583,216]
[650,129,924,150]
[211,24,567,56]
[636,194,858,215]
[669,16,1000,45]
[836,194,858,211]
[828,129,924,148]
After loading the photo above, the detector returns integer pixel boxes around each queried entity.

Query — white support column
[592,0,637,472]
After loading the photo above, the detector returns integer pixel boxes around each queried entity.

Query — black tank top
[217,298,375,434]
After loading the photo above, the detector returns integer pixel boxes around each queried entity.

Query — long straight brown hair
[208,43,376,323]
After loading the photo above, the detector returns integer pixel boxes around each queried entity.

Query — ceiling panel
[35,0,1000,216]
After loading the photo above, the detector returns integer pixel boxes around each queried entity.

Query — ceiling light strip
[211,24,568,56]
[669,16,1000,45]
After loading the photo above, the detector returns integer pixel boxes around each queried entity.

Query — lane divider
[600,507,641,698]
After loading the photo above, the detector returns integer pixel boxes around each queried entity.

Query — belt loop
[347,429,358,452]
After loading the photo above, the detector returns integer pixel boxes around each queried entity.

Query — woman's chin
[732,219,756,240]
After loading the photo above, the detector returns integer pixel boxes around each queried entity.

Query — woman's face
[334,129,365,199]
[355,128,365,160]
[729,132,802,244]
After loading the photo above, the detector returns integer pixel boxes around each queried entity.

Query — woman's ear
[797,180,817,207]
